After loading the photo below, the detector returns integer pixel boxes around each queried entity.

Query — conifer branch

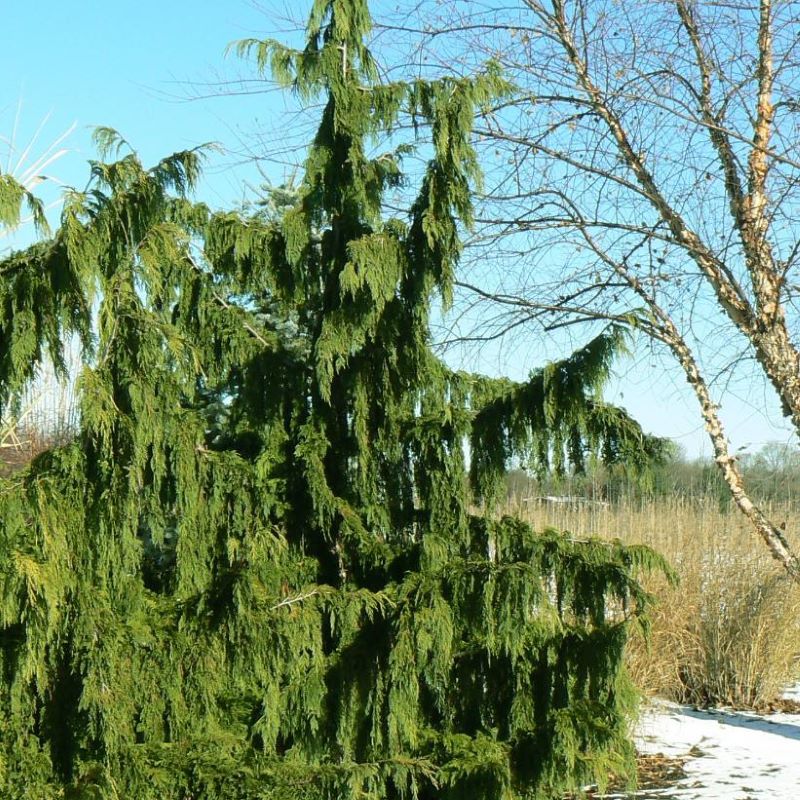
[269,589,320,611]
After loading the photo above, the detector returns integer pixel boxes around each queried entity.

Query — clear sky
[2,1,300,208]
[3,0,797,459]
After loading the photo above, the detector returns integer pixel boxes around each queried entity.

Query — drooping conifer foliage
[0,1,670,797]
[0,172,89,412]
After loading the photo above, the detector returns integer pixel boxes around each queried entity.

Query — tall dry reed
[508,495,800,708]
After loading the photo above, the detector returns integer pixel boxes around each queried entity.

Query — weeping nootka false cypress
[0,1,670,797]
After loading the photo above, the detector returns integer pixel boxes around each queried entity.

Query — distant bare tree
[389,0,800,578]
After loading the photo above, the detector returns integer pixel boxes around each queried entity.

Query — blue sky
[3,0,796,458]
[2,1,298,207]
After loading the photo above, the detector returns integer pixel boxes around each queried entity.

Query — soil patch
[565,751,688,798]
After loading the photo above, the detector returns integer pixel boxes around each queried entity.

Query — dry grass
[0,357,79,477]
[508,495,800,708]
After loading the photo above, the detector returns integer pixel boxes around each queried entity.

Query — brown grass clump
[509,495,800,709]
[1,367,79,477]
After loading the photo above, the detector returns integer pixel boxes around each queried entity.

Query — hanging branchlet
[0,181,89,414]
[464,327,667,506]
[0,172,49,235]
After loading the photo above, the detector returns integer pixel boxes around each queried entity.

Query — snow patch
[617,685,800,798]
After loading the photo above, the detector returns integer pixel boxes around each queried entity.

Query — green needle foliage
[0,173,48,235]
[1,171,88,412]
[0,1,670,797]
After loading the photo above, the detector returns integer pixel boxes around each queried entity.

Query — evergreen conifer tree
[0,1,669,797]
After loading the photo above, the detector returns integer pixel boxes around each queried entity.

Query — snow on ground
[611,685,800,799]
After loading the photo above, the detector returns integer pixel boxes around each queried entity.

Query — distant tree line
[507,441,800,507]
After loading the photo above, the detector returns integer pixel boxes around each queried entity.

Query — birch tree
[394,0,800,579]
